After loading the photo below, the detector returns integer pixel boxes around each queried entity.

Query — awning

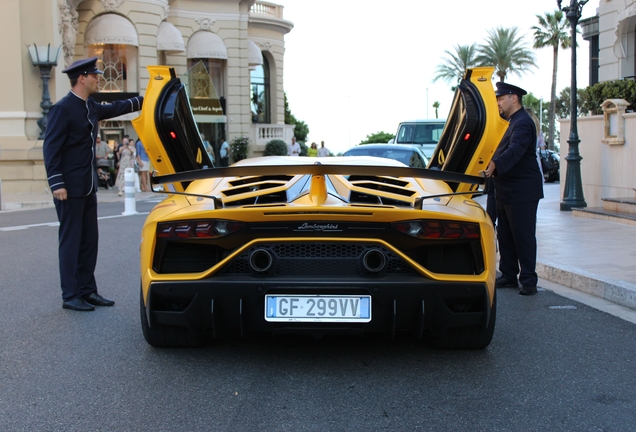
[157,21,185,54]
[187,31,227,59]
[84,13,138,46]
[613,8,636,59]
[248,40,263,69]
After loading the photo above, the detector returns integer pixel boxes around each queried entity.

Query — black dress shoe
[519,285,538,296]
[83,292,115,306]
[63,297,95,311]
[495,276,519,288]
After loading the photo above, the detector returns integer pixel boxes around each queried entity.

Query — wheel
[425,290,497,350]
[140,287,208,348]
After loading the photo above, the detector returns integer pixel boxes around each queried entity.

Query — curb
[537,259,636,311]
[1,201,54,211]
[0,192,164,212]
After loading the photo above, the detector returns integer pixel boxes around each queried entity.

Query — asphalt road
[1,199,635,431]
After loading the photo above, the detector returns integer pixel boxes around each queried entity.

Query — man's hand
[484,160,496,178]
[53,188,68,201]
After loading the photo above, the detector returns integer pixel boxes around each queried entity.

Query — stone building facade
[558,1,636,207]
[0,0,294,194]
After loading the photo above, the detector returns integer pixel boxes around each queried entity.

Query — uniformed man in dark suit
[483,82,544,296]
[43,57,143,311]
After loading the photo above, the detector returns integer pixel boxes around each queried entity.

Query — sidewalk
[0,187,162,211]
[535,183,636,311]
[2,182,635,312]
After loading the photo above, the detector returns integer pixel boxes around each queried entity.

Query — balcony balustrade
[250,1,283,18]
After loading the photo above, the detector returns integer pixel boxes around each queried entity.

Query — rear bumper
[145,276,492,339]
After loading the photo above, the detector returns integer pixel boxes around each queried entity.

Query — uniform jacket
[492,108,544,203]
[43,92,143,197]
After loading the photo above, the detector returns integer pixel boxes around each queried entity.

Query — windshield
[396,123,445,145]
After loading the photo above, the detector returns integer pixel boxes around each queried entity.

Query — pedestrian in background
[43,57,143,311]
[219,137,230,166]
[135,137,150,192]
[115,138,136,196]
[94,135,109,164]
[308,142,318,157]
[483,82,544,296]
[288,136,300,156]
[201,133,215,166]
[525,107,545,181]
[317,141,330,157]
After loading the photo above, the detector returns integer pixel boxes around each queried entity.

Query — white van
[390,119,446,158]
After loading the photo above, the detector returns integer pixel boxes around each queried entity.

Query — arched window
[251,56,270,123]
[84,14,139,93]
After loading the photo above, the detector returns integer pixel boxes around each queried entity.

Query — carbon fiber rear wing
[151,163,486,186]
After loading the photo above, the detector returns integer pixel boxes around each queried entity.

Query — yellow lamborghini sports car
[132,66,508,349]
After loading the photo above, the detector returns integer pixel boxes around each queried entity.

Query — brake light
[463,133,471,141]
[170,131,177,139]
[157,220,245,239]
[174,223,194,238]
[392,220,480,239]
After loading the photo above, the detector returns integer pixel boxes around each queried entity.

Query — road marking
[549,305,578,310]
[0,212,149,232]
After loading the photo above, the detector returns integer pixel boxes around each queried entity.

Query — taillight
[156,220,245,239]
[169,131,177,139]
[392,220,480,239]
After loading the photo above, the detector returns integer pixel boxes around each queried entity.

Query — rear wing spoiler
[152,163,485,186]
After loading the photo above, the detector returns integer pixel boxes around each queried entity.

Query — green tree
[432,101,440,119]
[359,131,395,144]
[433,44,478,86]
[284,93,309,142]
[475,26,537,82]
[555,87,572,119]
[298,141,308,157]
[263,139,288,156]
[578,80,636,115]
[532,10,571,150]
[230,136,250,162]
[556,86,589,118]
[523,92,550,136]
[554,86,587,150]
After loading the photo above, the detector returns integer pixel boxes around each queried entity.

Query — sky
[281,0,600,155]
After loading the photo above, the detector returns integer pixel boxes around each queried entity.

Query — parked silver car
[343,144,429,168]
[390,119,446,158]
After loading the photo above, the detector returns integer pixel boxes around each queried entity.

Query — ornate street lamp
[27,43,62,140]
[557,0,588,211]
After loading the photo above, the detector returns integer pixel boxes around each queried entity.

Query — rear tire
[425,290,497,350]
[140,287,208,348]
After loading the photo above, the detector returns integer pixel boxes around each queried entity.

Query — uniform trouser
[54,192,99,301]
[485,178,497,226]
[496,199,539,287]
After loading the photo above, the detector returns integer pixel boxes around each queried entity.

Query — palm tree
[432,101,440,118]
[532,10,571,151]
[433,44,478,86]
[475,27,537,82]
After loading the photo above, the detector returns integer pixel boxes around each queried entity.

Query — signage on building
[190,98,224,115]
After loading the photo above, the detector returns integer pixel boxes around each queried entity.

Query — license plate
[265,295,371,323]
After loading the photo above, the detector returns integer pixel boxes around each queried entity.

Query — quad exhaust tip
[249,249,273,273]
[363,249,387,273]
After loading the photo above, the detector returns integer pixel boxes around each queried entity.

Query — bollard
[122,168,138,215]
